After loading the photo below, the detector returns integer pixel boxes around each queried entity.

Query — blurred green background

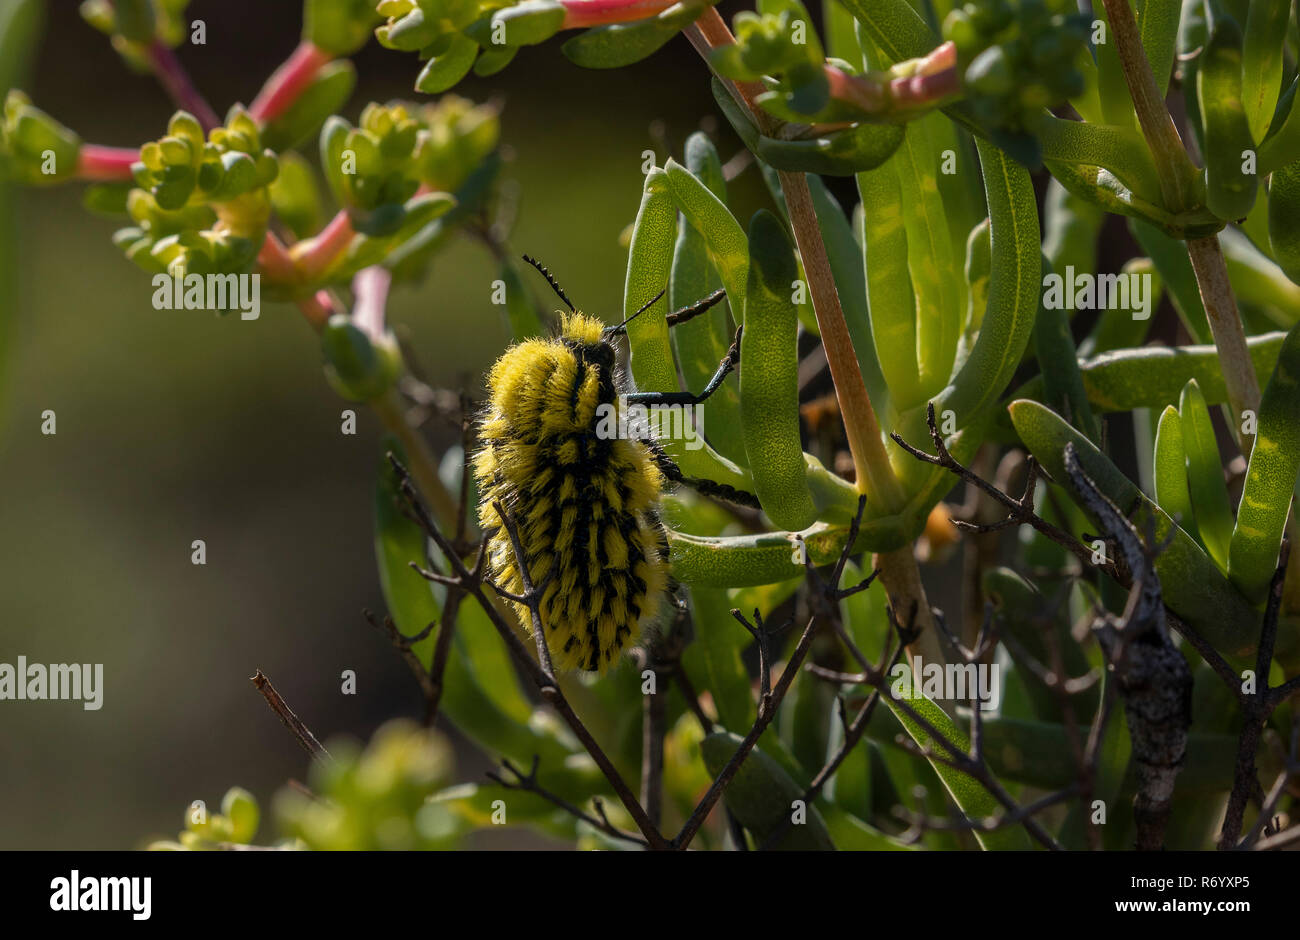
[0,0,774,849]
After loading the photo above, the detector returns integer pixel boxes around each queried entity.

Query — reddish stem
[147,40,221,132]
[352,266,392,340]
[819,43,959,118]
[77,145,140,181]
[299,290,336,328]
[249,41,334,125]
[825,66,887,114]
[258,232,339,329]
[560,0,679,28]
[294,209,356,282]
[257,232,302,285]
[890,67,959,106]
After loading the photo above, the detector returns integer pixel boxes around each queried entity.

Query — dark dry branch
[996,626,1100,699]
[1063,445,1191,852]
[848,642,1065,851]
[1237,719,1299,849]
[364,608,438,716]
[892,405,1106,576]
[634,626,687,830]
[756,625,906,851]
[250,670,332,766]
[487,756,648,848]
[670,611,819,850]
[895,410,1292,851]
[806,599,1067,850]
[1219,541,1297,849]
[674,663,715,734]
[387,454,670,849]
[893,785,1081,843]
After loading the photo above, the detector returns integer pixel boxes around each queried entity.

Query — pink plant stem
[295,210,356,282]
[825,66,887,114]
[249,41,334,125]
[824,41,958,116]
[560,0,679,28]
[258,232,339,329]
[299,290,336,327]
[351,266,392,340]
[890,66,958,106]
[257,230,307,285]
[77,145,140,181]
[147,40,221,132]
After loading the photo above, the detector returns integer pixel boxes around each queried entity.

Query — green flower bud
[80,0,192,67]
[275,720,455,851]
[133,108,279,211]
[376,4,442,51]
[414,94,500,192]
[304,0,382,56]
[221,787,260,844]
[945,0,1091,150]
[321,102,430,212]
[321,314,403,401]
[0,91,82,185]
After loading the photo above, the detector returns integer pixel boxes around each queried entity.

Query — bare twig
[892,404,1102,575]
[1063,445,1191,851]
[488,757,648,847]
[388,455,669,849]
[250,670,332,766]
[672,612,818,851]
[1220,542,1294,849]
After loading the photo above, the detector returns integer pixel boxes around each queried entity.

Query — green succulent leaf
[1229,322,1300,601]
[261,59,357,152]
[700,732,835,849]
[1153,404,1199,543]
[877,671,1033,851]
[741,209,819,530]
[1178,378,1235,571]
[1009,399,1258,659]
[1197,9,1258,222]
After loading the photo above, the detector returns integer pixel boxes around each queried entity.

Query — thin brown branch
[250,670,332,766]
[488,757,648,848]
[387,455,669,849]
[672,613,819,850]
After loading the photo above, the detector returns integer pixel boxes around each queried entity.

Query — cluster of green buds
[376,0,507,93]
[0,91,82,185]
[302,97,498,287]
[148,786,271,851]
[275,721,459,850]
[322,102,424,214]
[415,94,502,193]
[712,0,962,129]
[943,0,1091,161]
[710,2,832,121]
[378,0,729,93]
[305,0,384,56]
[115,108,278,279]
[80,0,192,71]
[320,96,501,217]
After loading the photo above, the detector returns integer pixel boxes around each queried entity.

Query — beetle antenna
[521,255,576,312]
[605,287,667,336]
